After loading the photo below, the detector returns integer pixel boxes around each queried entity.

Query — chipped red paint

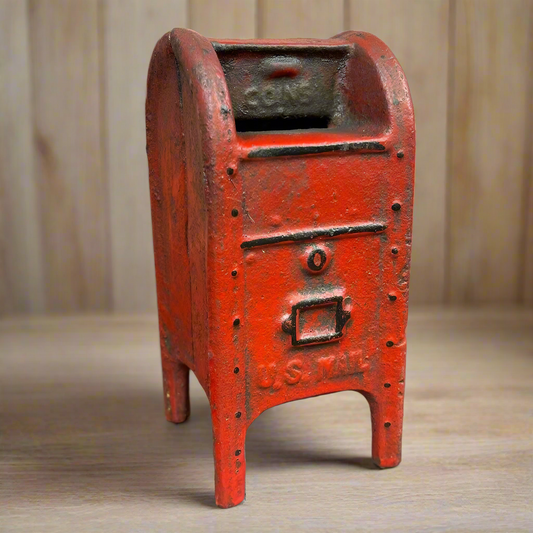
[146,29,415,508]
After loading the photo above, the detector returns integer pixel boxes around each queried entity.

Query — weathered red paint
[146,29,415,508]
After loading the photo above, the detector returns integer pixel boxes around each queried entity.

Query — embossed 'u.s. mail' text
[256,350,370,392]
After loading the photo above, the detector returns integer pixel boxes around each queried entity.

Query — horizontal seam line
[240,223,387,249]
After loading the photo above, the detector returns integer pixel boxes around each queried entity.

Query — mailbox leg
[211,411,247,508]
[161,358,190,424]
[365,392,403,469]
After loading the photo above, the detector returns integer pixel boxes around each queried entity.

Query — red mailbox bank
[146,29,415,508]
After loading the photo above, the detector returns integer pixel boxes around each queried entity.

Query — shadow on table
[3,385,373,509]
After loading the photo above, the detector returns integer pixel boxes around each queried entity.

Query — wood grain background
[1,0,532,314]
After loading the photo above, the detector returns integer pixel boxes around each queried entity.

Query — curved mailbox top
[167,29,414,163]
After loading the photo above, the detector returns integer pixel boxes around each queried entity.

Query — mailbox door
[239,150,408,419]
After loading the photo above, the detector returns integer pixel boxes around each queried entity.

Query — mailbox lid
[239,154,391,239]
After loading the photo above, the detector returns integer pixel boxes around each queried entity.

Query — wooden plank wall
[104,0,187,313]
[0,0,44,314]
[449,0,532,304]
[0,0,532,315]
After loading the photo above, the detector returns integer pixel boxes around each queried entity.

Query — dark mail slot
[235,115,330,132]
[213,41,390,136]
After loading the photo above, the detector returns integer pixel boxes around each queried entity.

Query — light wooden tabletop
[2,309,533,532]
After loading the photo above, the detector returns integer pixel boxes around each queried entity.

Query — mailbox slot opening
[213,40,390,139]
[214,44,344,135]
[235,115,330,132]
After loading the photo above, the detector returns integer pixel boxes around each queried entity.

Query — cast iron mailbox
[146,29,415,508]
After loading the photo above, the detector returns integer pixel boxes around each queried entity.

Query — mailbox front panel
[238,150,409,419]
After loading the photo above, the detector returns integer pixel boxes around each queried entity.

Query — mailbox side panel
[170,29,246,509]
[146,34,195,422]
